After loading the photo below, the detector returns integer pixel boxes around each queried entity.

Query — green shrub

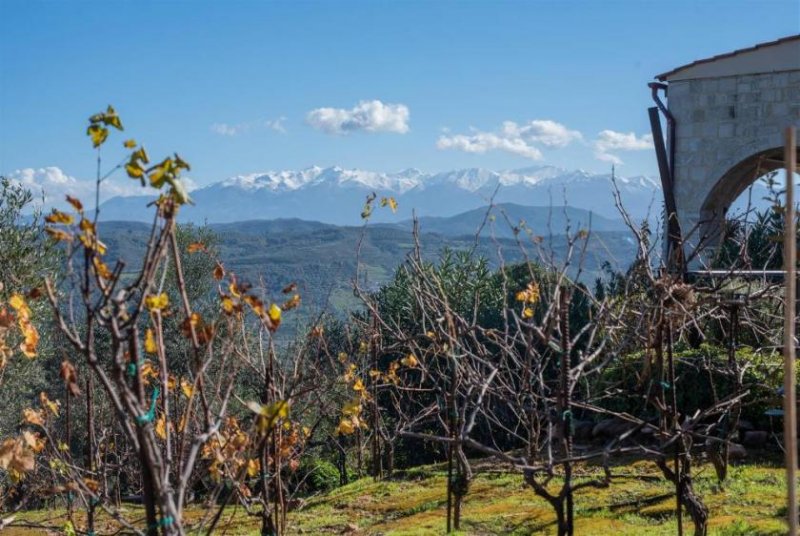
[299,459,341,494]
[594,344,784,427]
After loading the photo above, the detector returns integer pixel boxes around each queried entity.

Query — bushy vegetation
[0,108,793,536]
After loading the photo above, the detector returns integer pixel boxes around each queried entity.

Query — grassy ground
[4,459,791,535]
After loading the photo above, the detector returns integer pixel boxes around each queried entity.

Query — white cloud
[210,123,240,136]
[436,119,581,160]
[592,130,653,165]
[594,151,623,165]
[501,120,583,148]
[211,116,288,136]
[264,116,287,133]
[306,100,410,135]
[437,131,543,160]
[6,166,196,211]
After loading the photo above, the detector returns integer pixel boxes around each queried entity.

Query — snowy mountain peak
[213,165,660,197]
[98,164,661,225]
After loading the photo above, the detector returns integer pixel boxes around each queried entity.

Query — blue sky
[1,0,798,193]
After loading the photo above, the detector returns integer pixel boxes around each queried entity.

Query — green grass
[6,460,791,535]
[287,460,789,535]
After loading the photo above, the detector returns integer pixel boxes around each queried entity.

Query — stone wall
[668,70,800,264]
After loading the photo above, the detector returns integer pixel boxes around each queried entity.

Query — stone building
[651,35,800,268]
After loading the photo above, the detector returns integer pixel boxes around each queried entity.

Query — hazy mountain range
[98,165,662,225]
[101,204,637,316]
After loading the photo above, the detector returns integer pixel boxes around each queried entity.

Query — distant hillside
[398,203,627,238]
[100,215,636,318]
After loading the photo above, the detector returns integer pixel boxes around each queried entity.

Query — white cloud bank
[211,116,287,136]
[592,130,654,165]
[437,119,582,160]
[437,120,654,165]
[6,166,197,211]
[307,100,410,135]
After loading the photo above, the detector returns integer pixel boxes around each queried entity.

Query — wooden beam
[784,125,798,536]
[648,106,684,276]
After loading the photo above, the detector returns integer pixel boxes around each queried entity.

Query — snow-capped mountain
[97,165,662,225]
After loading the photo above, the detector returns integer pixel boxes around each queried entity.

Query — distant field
[6,459,789,535]
[99,219,637,320]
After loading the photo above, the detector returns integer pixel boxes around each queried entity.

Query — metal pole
[784,125,797,536]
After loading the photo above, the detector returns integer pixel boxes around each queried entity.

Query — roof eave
[654,34,800,83]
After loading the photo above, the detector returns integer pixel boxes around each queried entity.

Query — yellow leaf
[174,153,190,171]
[103,105,123,130]
[39,392,60,416]
[336,418,356,435]
[45,228,74,242]
[66,195,84,212]
[145,293,169,312]
[0,439,15,469]
[220,295,235,314]
[144,328,157,354]
[78,233,107,255]
[244,294,264,316]
[155,415,167,440]
[178,414,188,433]
[516,282,541,304]
[125,161,145,179]
[79,218,95,233]
[22,431,45,454]
[23,408,45,427]
[132,147,149,166]
[87,124,109,148]
[44,210,74,225]
[208,460,222,483]
[0,438,35,474]
[282,294,301,311]
[522,307,534,319]
[213,262,225,281]
[246,400,289,431]
[180,379,193,398]
[267,304,282,330]
[19,320,38,358]
[9,294,30,319]
[341,398,361,417]
[139,361,159,382]
[247,458,260,478]
[400,353,418,368]
[187,242,206,253]
[92,257,113,280]
[149,158,173,189]
[123,138,137,148]
[228,281,240,298]
[352,378,365,392]
[380,196,398,213]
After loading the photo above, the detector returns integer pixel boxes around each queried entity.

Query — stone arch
[697,146,785,248]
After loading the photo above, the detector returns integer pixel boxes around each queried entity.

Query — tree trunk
[384,441,395,478]
[554,498,568,536]
[682,481,709,536]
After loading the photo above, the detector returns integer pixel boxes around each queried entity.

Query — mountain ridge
[97,165,661,225]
